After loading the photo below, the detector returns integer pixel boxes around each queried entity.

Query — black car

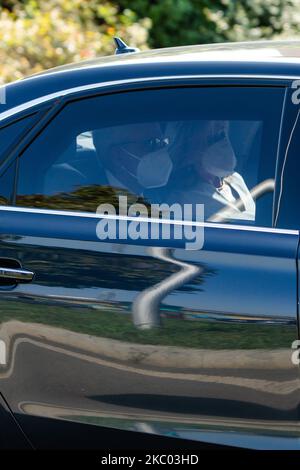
[0,39,300,450]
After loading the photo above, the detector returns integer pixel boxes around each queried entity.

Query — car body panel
[0,391,32,449]
[0,208,299,449]
[0,40,300,449]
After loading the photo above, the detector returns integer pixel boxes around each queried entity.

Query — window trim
[0,112,38,165]
[0,74,296,124]
[0,105,57,177]
[0,204,297,235]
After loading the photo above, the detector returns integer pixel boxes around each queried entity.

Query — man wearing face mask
[92,122,175,199]
[168,120,255,222]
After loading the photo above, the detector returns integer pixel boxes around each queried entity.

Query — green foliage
[0,0,150,83]
[117,0,300,47]
[0,298,295,349]
[1,1,300,84]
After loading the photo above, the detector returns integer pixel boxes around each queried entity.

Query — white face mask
[202,135,237,178]
[137,147,173,189]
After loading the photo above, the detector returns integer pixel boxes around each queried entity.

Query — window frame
[271,87,300,230]
[0,77,291,230]
[0,105,56,205]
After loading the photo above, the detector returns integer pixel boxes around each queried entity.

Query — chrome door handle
[0,267,35,283]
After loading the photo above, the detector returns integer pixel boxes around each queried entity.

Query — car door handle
[0,267,35,283]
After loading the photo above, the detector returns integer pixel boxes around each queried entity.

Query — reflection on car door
[0,207,299,449]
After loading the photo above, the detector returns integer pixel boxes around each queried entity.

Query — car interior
[40,120,265,222]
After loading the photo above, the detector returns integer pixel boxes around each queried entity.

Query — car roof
[2,40,300,120]
[32,39,300,74]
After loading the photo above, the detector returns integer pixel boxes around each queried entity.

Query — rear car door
[0,81,299,449]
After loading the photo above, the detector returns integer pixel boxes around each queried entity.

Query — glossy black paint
[0,41,300,449]
[0,209,299,449]
[0,391,32,449]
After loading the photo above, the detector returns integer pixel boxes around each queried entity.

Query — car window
[274,105,300,230]
[0,113,38,165]
[16,86,285,226]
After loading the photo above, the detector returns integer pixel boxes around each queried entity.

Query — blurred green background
[1,0,300,83]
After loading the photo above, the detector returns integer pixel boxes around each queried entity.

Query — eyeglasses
[111,136,170,158]
[147,137,170,152]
